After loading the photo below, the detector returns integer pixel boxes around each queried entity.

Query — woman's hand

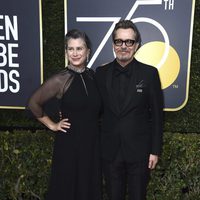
[38,116,71,133]
[51,118,71,133]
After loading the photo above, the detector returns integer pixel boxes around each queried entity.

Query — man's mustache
[119,49,129,52]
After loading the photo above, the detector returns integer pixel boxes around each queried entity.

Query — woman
[28,29,101,200]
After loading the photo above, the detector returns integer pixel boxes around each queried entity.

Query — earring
[87,55,89,62]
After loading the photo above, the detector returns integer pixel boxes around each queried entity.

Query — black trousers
[102,150,150,200]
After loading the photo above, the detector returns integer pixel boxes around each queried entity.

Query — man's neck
[116,58,133,67]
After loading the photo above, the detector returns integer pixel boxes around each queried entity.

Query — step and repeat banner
[65,0,196,111]
[0,0,195,111]
[0,0,42,109]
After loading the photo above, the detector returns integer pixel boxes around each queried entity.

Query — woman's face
[66,38,90,68]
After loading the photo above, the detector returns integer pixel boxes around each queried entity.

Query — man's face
[113,28,139,67]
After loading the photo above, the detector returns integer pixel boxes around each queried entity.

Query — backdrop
[65,0,196,111]
[0,0,43,109]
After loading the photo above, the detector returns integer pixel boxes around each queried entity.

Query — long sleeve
[28,70,74,118]
[149,68,164,156]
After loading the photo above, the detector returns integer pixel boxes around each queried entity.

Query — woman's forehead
[67,38,86,46]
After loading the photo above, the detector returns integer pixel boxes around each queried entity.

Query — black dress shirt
[112,59,133,110]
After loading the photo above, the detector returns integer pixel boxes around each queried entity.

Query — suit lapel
[106,59,140,116]
[121,59,139,115]
[106,61,120,115]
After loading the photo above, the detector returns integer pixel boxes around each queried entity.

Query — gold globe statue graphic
[135,41,180,89]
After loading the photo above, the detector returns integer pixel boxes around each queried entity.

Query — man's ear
[135,42,139,52]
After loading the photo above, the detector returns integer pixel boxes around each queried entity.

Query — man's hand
[148,154,159,169]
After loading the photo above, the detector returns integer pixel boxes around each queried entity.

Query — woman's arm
[28,72,72,132]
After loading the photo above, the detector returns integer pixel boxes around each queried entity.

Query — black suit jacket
[95,58,163,162]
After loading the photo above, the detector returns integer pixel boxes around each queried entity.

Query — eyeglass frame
[113,39,136,47]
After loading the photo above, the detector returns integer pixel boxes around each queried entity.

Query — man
[95,20,163,200]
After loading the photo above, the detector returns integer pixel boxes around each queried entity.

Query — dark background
[0,1,199,199]
[0,0,42,108]
[0,0,199,133]
[67,0,195,110]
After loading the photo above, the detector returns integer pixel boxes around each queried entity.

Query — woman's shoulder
[56,68,73,75]
[45,68,74,85]
[56,68,75,77]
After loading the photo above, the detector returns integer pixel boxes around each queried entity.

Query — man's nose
[122,43,126,47]
[121,45,127,50]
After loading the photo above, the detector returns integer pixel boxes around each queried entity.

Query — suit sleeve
[94,66,104,116]
[149,68,164,156]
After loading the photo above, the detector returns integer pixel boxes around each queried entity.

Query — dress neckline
[67,65,86,73]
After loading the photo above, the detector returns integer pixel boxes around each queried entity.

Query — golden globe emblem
[135,41,180,89]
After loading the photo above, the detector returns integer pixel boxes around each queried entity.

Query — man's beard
[117,54,133,62]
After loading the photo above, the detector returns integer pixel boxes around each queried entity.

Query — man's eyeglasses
[113,39,136,47]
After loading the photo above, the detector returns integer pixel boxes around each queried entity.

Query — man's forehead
[115,28,136,38]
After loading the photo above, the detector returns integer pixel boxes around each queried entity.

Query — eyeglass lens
[114,39,135,47]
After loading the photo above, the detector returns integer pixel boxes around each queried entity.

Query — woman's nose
[72,49,78,56]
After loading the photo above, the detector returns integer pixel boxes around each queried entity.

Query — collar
[67,65,86,73]
[113,59,133,77]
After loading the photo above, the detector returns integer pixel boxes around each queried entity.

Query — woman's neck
[68,65,86,73]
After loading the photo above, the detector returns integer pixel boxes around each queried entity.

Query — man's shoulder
[95,61,113,73]
[136,59,158,74]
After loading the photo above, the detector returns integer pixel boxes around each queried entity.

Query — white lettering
[0,69,8,92]
[169,0,174,10]
[0,15,18,41]
[0,15,20,94]
[164,0,175,10]
[0,15,5,40]
[76,0,163,68]
[9,70,20,93]
[0,43,7,67]
[5,15,18,40]
[8,43,19,67]
[0,43,19,67]
[0,69,20,93]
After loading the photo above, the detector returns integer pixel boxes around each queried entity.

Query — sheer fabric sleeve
[28,70,74,118]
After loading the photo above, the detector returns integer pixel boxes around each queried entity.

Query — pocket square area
[137,89,143,93]
[136,80,145,89]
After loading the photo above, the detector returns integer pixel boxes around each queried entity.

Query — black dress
[28,67,101,200]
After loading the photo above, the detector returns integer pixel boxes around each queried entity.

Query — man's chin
[118,57,132,63]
